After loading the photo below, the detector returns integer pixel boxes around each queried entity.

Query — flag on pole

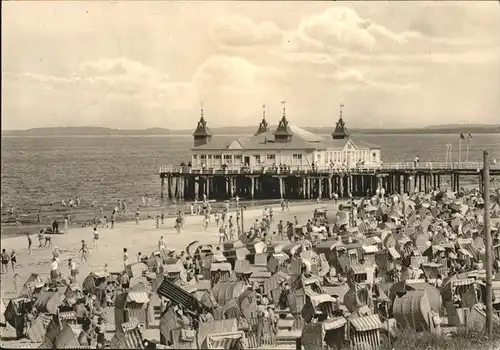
[459,133,465,139]
[468,133,473,141]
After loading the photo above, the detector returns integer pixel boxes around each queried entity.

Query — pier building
[190,103,381,171]
[159,104,500,201]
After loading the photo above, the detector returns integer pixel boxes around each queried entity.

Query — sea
[1,133,499,213]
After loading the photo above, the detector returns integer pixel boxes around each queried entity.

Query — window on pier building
[224,154,232,164]
[213,154,222,165]
[292,153,303,165]
[266,154,276,165]
[372,152,377,161]
[234,155,242,165]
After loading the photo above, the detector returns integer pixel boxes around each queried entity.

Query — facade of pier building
[190,106,381,171]
[159,105,497,201]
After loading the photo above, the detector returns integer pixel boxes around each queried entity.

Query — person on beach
[137,252,142,262]
[219,225,228,245]
[10,250,17,271]
[26,233,32,255]
[158,236,167,251]
[44,233,53,248]
[175,213,183,233]
[123,248,129,270]
[100,215,107,228]
[215,212,220,227]
[285,200,290,211]
[1,249,9,274]
[93,228,99,248]
[161,211,165,225]
[80,240,89,262]
[110,211,116,229]
[277,220,284,239]
[64,216,69,234]
[156,215,160,229]
[135,209,140,224]
[203,215,209,231]
[37,211,42,224]
[52,246,60,263]
[50,257,60,281]
[68,258,78,282]
[281,200,285,212]
[52,219,59,234]
[269,207,274,223]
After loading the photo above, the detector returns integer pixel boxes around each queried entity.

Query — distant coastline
[2,124,500,137]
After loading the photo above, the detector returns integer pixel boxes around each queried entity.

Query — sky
[2,1,500,130]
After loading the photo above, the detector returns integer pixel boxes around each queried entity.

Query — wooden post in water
[160,177,165,201]
[483,151,493,338]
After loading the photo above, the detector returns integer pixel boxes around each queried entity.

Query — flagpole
[458,136,461,164]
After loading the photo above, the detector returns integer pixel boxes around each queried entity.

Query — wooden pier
[158,162,500,201]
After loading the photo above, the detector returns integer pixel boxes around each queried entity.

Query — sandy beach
[0,201,340,300]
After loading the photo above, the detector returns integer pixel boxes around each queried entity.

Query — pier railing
[159,162,499,175]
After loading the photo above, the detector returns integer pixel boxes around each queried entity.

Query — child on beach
[10,250,17,271]
[93,228,99,248]
[123,248,129,270]
[80,240,89,262]
[203,216,209,231]
[38,230,44,247]
[135,209,140,224]
[68,259,78,282]
[1,249,9,273]
[158,236,166,251]
[27,233,32,255]
[161,211,165,225]
[13,273,19,294]
[44,234,53,248]
[156,215,160,229]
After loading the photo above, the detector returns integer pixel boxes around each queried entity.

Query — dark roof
[255,117,269,136]
[273,116,293,137]
[193,116,212,137]
[332,117,349,139]
[191,120,379,151]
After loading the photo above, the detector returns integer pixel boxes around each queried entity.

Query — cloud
[211,14,285,47]
[192,55,288,91]
[76,58,169,83]
[296,6,422,52]
[2,2,499,129]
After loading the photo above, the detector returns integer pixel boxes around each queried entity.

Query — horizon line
[3,123,499,132]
